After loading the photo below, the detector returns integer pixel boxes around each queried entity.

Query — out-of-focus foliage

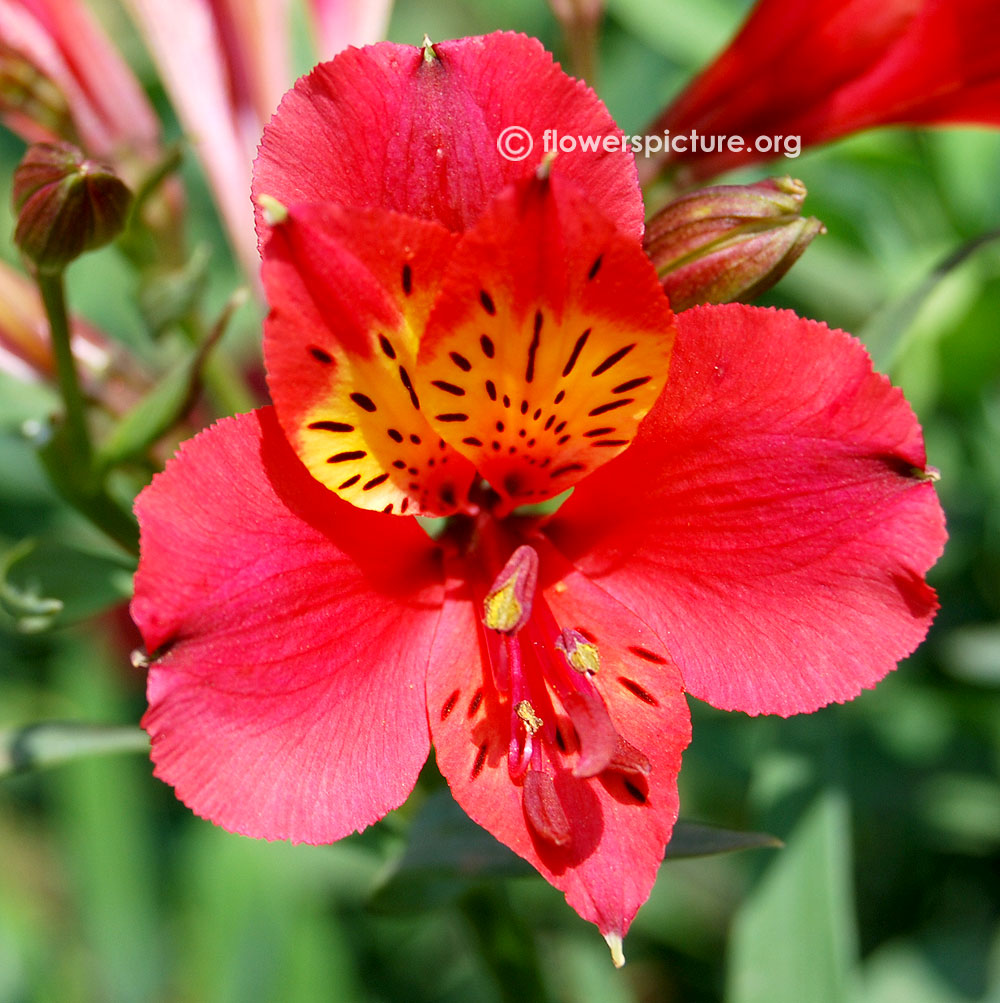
[1,0,999,1000]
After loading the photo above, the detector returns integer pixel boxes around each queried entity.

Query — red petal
[132,408,443,843]
[428,542,689,940]
[252,32,643,239]
[646,0,1000,181]
[831,0,1000,130]
[547,304,946,716]
[262,202,476,516]
[418,172,674,512]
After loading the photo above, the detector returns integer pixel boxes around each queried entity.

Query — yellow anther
[482,545,539,634]
[555,628,600,675]
[484,580,522,632]
[516,700,543,734]
[567,641,600,675]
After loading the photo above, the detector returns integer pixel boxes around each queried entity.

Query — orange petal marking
[263,203,477,515]
[418,172,675,512]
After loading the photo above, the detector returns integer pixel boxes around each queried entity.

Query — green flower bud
[12,142,132,273]
[645,176,824,311]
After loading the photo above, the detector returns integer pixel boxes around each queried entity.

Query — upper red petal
[546,304,946,716]
[132,408,443,843]
[252,32,644,239]
[417,171,674,511]
[261,201,476,516]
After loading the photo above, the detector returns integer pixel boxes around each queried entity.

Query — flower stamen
[483,544,538,633]
[516,699,543,733]
[555,627,600,675]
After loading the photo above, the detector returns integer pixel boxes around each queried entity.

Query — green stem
[37,269,93,469]
[35,269,140,554]
[179,311,257,416]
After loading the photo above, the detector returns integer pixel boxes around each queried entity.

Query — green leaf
[0,721,149,777]
[368,789,533,913]
[665,821,783,859]
[370,792,780,915]
[0,537,135,632]
[137,243,210,336]
[96,287,246,468]
[727,790,859,1003]
[859,227,1000,371]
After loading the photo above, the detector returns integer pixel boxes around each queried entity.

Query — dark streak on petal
[308,420,353,432]
[628,646,668,664]
[471,742,489,779]
[618,676,659,706]
[551,462,585,477]
[350,392,377,412]
[467,687,483,717]
[398,366,420,409]
[363,473,389,491]
[432,380,466,396]
[526,310,543,383]
[562,328,591,377]
[589,398,633,416]
[378,334,396,360]
[592,343,636,376]
[613,376,651,394]
[441,689,460,720]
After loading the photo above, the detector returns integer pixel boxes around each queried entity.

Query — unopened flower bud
[12,142,132,273]
[644,176,824,311]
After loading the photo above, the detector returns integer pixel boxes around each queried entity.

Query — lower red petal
[132,408,443,843]
[428,544,689,941]
[547,304,946,716]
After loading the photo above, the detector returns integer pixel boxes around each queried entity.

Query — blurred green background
[2,0,999,1000]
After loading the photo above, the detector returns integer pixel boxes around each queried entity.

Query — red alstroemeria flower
[131,34,945,960]
[644,0,1000,184]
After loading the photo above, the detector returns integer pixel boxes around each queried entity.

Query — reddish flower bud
[644,176,824,311]
[12,141,131,272]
